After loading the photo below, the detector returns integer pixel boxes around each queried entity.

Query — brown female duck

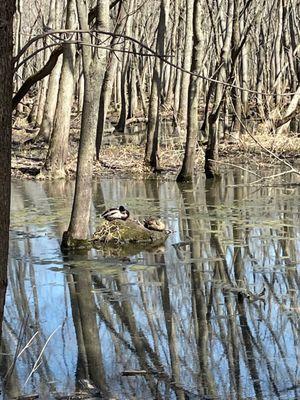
[143,217,166,232]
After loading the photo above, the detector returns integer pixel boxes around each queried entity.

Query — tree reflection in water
[1,175,299,399]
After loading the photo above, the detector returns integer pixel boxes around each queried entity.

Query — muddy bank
[11,122,300,180]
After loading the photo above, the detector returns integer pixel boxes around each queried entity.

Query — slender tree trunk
[36,75,48,126]
[205,0,234,179]
[0,0,15,343]
[145,0,170,171]
[115,55,129,132]
[115,1,135,132]
[36,0,62,142]
[127,61,138,118]
[231,0,241,138]
[95,1,128,157]
[36,58,62,142]
[177,0,193,126]
[177,0,202,182]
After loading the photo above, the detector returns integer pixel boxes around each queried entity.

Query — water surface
[2,173,300,399]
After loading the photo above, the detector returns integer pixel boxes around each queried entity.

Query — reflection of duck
[144,217,166,232]
[101,205,130,221]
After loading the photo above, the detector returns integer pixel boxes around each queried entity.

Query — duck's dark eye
[119,206,125,211]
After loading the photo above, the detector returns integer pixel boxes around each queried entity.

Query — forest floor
[11,117,300,180]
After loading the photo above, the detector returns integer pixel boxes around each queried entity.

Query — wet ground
[1,171,300,399]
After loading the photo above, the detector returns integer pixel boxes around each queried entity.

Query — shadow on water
[1,172,300,399]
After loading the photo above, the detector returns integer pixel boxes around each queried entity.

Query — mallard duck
[101,205,130,221]
[143,217,166,232]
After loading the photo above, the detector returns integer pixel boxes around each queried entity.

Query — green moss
[61,231,92,251]
[92,219,169,245]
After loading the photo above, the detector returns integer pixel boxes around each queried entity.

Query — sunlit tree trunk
[204,0,234,179]
[177,0,193,126]
[177,0,202,182]
[145,0,170,171]
[114,1,135,132]
[231,0,241,138]
[95,0,127,157]
[64,0,109,244]
[115,55,130,131]
[36,0,62,142]
[43,0,77,178]
[0,0,15,343]
[164,0,180,106]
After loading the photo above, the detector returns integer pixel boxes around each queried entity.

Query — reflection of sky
[2,178,300,399]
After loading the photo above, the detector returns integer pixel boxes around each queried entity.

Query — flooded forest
[0,0,300,399]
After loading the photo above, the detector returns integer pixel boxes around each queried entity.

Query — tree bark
[177,0,193,126]
[36,0,61,142]
[145,0,170,171]
[43,0,77,178]
[204,0,234,179]
[177,0,202,182]
[12,46,63,109]
[95,0,127,157]
[66,0,109,242]
[0,0,15,343]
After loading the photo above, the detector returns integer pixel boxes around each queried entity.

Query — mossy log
[92,219,169,245]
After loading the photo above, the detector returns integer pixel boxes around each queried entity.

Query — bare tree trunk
[64,0,109,245]
[177,0,202,182]
[36,59,62,142]
[145,0,170,171]
[115,1,135,132]
[36,0,62,142]
[205,0,234,179]
[0,0,15,343]
[36,75,48,126]
[14,0,23,114]
[43,0,77,178]
[274,0,284,105]
[115,55,129,132]
[95,0,128,156]
[177,0,193,126]
[127,60,138,118]
[230,0,241,139]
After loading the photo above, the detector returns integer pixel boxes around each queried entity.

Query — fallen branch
[12,46,63,110]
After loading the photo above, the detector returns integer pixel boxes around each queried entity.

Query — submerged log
[92,219,169,245]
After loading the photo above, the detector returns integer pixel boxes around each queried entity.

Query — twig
[24,325,61,386]
[230,98,300,180]
[14,29,297,97]
[209,159,261,177]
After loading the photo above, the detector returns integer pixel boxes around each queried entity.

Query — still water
[2,173,300,399]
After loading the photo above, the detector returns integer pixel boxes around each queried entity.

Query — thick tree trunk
[43,0,77,178]
[65,0,109,243]
[0,0,15,343]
